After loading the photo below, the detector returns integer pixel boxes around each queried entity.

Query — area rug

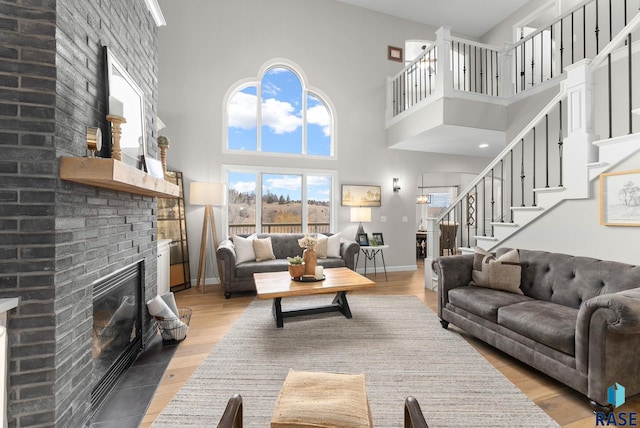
[153,295,559,427]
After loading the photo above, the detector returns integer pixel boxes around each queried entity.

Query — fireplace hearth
[91,261,144,411]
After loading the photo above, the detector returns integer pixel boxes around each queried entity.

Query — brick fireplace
[0,0,162,426]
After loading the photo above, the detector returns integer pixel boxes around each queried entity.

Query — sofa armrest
[575,287,640,399]
[433,254,474,318]
[216,239,238,282]
[340,239,360,270]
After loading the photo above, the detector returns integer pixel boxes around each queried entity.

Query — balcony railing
[228,223,330,236]
[387,0,640,119]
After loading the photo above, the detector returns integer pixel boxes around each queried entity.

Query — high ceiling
[335,0,531,37]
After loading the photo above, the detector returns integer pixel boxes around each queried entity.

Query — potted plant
[287,256,306,279]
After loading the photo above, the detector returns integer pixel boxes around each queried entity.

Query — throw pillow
[253,237,276,262]
[232,234,256,265]
[327,232,341,258]
[315,234,328,259]
[470,247,523,294]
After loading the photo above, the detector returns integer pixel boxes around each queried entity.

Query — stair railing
[389,43,438,117]
[450,37,501,97]
[589,10,640,137]
[508,0,640,94]
[427,88,568,257]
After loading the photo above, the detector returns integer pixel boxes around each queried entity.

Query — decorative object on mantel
[104,46,146,169]
[157,135,170,175]
[190,181,227,292]
[106,96,126,162]
[86,127,102,156]
[298,234,318,276]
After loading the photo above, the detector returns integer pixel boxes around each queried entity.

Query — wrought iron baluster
[583,5,586,60]
[608,53,612,138]
[558,100,564,187]
[531,36,536,86]
[545,114,550,188]
[560,18,564,73]
[510,149,514,220]
[629,33,633,134]
[520,139,526,207]
[533,127,537,207]
[571,12,575,65]
[550,24,555,79]
[482,176,486,236]
[595,0,600,53]
[500,159,504,222]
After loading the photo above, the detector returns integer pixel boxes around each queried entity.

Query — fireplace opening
[91,261,144,411]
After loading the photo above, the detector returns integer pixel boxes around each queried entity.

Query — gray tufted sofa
[434,248,640,410]
[216,233,360,299]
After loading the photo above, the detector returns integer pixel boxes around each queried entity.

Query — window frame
[223,59,336,159]
[222,164,338,236]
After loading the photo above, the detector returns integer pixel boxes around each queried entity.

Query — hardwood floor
[142,262,638,427]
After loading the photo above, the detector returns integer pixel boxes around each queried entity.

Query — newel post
[424,218,439,290]
[563,59,598,198]
[499,43,514,98]
[434,26,453,99]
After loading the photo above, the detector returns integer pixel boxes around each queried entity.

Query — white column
[434,26,452,99]
[562,59,599,198]
[499,43,514,98]
[424,218,440,290]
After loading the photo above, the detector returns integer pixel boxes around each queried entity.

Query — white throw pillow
[232,234,256,265]
[327,233,341,258]
[253,237,276,262]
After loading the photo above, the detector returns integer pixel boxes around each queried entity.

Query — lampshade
[189,182,227,206]
[350,207,371,222]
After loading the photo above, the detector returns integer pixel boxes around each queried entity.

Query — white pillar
[424,218,439,290]
[562,59,599,198]
[434,26,452,99]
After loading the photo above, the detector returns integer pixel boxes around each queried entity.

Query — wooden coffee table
[254,267,376,328]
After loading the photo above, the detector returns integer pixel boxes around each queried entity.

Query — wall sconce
[393,177,401,192]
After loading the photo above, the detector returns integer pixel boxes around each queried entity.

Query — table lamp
[350,207,371,241]
[190,181,227,292]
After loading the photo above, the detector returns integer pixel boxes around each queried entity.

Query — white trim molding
[144,0,166,26]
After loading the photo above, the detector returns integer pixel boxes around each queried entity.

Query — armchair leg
[224,292,231,299]
[440,319,449,329]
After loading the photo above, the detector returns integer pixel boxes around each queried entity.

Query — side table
[355,245,389,281]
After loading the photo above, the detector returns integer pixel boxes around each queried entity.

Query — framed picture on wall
[342,184,381,207]
[600,169,640,226]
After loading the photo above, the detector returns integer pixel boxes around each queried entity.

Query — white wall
[500,150,640,265]
[156,0,490,281]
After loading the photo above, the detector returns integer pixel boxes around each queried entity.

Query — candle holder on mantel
[157,135,170,175]
[106,115,126,161]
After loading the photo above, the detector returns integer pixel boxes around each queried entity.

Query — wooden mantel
[60,157,180,198]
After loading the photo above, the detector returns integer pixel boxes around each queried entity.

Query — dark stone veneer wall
[0,0,161,426]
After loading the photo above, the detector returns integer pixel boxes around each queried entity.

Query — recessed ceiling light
[479,143,489,148]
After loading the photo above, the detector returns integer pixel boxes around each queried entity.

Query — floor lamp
[190,182,226,293]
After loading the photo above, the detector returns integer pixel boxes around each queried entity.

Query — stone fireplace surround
[2,1,162,426]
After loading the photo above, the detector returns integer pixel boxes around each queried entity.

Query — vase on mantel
[303,247,317,276]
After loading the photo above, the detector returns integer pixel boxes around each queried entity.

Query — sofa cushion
[448,286,533,323]
[232,234,256,264]
[316,233,341,258]
[471,248,523,294]
[253,237,276,262]
[236,259,289,278]
[498,300,578,356]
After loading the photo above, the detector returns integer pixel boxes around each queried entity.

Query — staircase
[386,1,640,287]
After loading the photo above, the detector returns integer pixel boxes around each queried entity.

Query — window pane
[262,174,301,233]
[228,86,257,151]
[306,94,331,156]
[307,175,331,234]
[227,172,257,235]
[261,68,302,154]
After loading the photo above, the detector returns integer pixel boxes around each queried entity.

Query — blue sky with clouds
[227,67,330,155]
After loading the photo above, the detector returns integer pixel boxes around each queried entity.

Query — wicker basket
[288,263,306,279]
[155,307,192,344]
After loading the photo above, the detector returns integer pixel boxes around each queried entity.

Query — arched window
[226,64,333,156]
